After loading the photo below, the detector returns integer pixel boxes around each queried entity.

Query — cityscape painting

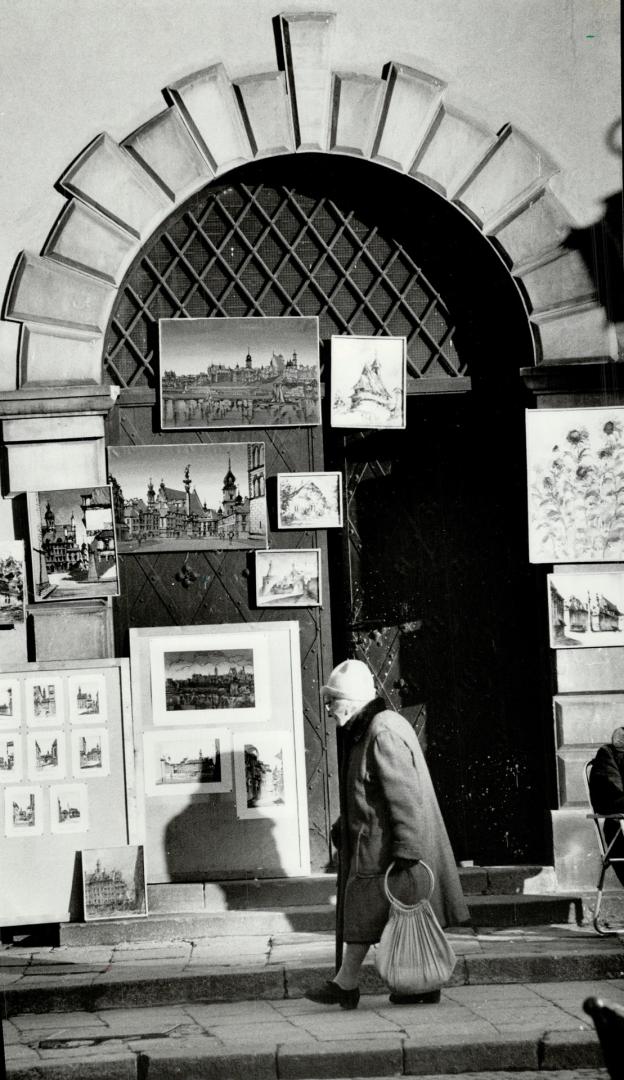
[331,335,406,429]
[233,730,296,820]
[50,783,88,834]
[27,486,120,601]
[547,571,624,649]
[0,679,20,729]
[143,728,232,796]
[25,677,64,728]
[0,735,22,783]
[277,472,343,529]
[4,786,43,837]
[0,541,27,664]
[159,316,321,430]
[81,844,147,921]
[107,442,267,553]
[27,730,65,781]
[68,674,107,724]
[255,549,321,607]
[149,631,270,725]
[526,406,624,563]
[71,729,109,778]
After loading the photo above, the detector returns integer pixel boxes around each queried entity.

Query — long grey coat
[334,698,470,944]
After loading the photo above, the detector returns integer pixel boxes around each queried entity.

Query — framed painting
[71,728,110,779]
[0,678,21,729]
[4,786,44,838]
[107,442,267,553]
[526,407,624,563]
[27,485,120,601]
[0,541,27,663]
[233,730,296,820]
[149,631,270,726]
[255,548,321,607]
[68,674,107,724]
[82,844,147,921]
[27,729,66,781]
[159,315,321,430]
[143,728,232,796]
[0,734,22,784]
[50,783,89,834]
[25,676,64,728]
[277,472,343,529]
[548,571,624,649]
[330,335,406,429]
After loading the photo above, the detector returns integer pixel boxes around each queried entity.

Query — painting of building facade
[548,571,624,649]
[255,549,321,607]
[143,729,232,795]
[0,542,26,645]
[159,316,321,429]
[27,486,120,601]
[277,472,343,529]
[233,731,296,820]
[82,845,147,920]
[4,786,43,837]
[108,442,267,552]
[331,335,406,429]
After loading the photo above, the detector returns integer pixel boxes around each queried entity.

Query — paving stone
[277,1037,403,1078]
[137,1043,275,1079]
[540,1028,604,1069]
[289,1011,402,1037]
[7,1051,138,1078]
[4,1044,41,1063]
[99,1005,191,1036]
[185,1000,286,1024]
[209,1021,305,1043]
[10,1010,107,1030]
[403,1031,540,1073]
[38,1040,127,1057]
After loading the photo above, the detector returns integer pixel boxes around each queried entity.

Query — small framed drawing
[4,786,44,838]
[277,472,343,529]
[548,571,624,649]
[82,844,147,921]
[331,335,406,429]
[50,784,89,834]
[233,731,296,820]
[0,679,20,729]
[0,734,22,784]
[25,677,64,728]
[149,632,270,726]
[27,730,66,781]
[68,674,106,724]
[143,729,232,796]
[71,729,110,778]
[255,549,321,607]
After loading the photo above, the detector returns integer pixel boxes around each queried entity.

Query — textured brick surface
[540,1029,604,1069]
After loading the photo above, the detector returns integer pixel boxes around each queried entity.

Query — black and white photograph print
[255,549,321,607]
[0,679,20,729]
[27,485,120,601]
[143,729,232,796]
[331,335,406,430]
[0,735,22,784]
[277,472,343,530]
[0,540,26,629]
[68,674,107,724]
[50,783,89,834]
[233,731,295,820]
[149,632,270,726]
[81,844,147,921]
[4,786,43,838]
[159,315,321,430]
[27,730,66,781]
[548,571,624,649]
[25,677,64,728]
[71,729,110,779]
[107,442,267,553]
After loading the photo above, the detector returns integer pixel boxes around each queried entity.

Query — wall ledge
[0,383,119,420]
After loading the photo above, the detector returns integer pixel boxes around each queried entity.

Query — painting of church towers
[27,486,119,602]
[107,442,267,553]
[331,335,406,429]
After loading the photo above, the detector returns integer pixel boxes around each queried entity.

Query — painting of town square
[547,571,624,649]
[0,542,26,664]
[0,735,21,784]
[255,549,321,607]
[159,316,321,430]
[107,442,267,552]
[331,335,406,429]
[4,786,43,837]
[143,729,232,796]
[277,472,343,529]
[27,730,65,781]
[25,677,63,728]
[0,679,20,729]
[68,675,106,724]
[72,729,109,778]
[27,486,120,601]
[50,783,88,834]
[149,632,270,725]
[526,406,624,563]
[81,844,147,921]
[233,731,295,820]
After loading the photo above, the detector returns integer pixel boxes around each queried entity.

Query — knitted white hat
[322,659,376,702]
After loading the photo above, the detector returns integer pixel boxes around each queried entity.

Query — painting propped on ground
[27,486,119,601]
[82,845,147,921]
[548,570,624,648]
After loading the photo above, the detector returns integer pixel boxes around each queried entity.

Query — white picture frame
[149,632,270,726]
[143,728,232,796]
[4,785,44,838]
[68,674,107,724]
[330,335,407,429]
[0,734,22,784]
[50,783,89,834]
[71,728,110,779]
[277,472,343,529]
[547,571,624,649]
[0,678,21,729]
[82,844,147,921]
[27,729,66,781]
[255,548,322,607]
[233,730,297,820]
[25,676,64,728]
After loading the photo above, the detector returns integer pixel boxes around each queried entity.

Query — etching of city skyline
[159,315,321,429]
[107,442,267,552]
[164,647,255,713]
[27,486,119,601]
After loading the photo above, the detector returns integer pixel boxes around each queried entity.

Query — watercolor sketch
[0,679,20,729]
[233,731,296,820]
[25,677,64,728]
[0,735,22,784]
[27,486,120,601]
[255,549,321,607]
[548,571,624,649]
[27,730,66,782]
[526,407,624,563]
[0,541,27,663]
[159,316,321,429]
[4,786,43,838]
[143,729,232,796]
[82,845,147,921]
[68,675,107,724]
[71,729,110,779]
[277,472,343,530]
[331,336,406,429]
[107,442,267,552]
[50,784,89,834]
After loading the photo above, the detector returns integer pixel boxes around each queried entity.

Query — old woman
[305,659,469,1010]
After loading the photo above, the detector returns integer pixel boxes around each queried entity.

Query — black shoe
[304,979,360,1009]
[389,988,441,1005]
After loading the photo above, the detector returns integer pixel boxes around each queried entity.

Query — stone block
[147,883,205,914]
[540,1028,603,1069]
[277,1037,403,1078]
[532,303,618,362]
[403,1032,538,1073]
[124,107,213,202]
[43,199,137,286]
[457,867,488,894]
[0,319,19,391]
[372,63,446,173]
[7,1051,139,1079]
[330,73,385,157]
[554,693,624,746]
[166,63,252,175]
[492,188,572,269]
[519,249,597,314]
[19,326,102,386]
[557,747,594,807]
[31,600,114,661]
[5,253,114,335]
[234,72,294,157]
[138,1045,275,1080]
[556,651,624,694]
[552,808,602,890]
[3,438,106,496]
[279,12,335,151]
[411,104,495,198]
[454,125,558,231]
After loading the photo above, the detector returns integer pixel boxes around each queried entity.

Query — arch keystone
[166,63,253,174]
[44,200,137,286]
[330,73,385,157]
[124,107,214,202]
[279,11,336,151]
[371,63,446,173]
[233,72,295,157]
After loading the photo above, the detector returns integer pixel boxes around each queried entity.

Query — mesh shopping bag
[375,861,457,995]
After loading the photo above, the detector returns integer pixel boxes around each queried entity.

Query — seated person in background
[589,726,624,886]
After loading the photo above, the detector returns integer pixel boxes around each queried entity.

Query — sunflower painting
[526,407,624,563]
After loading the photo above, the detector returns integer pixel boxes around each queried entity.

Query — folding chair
[584,759,624,935]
